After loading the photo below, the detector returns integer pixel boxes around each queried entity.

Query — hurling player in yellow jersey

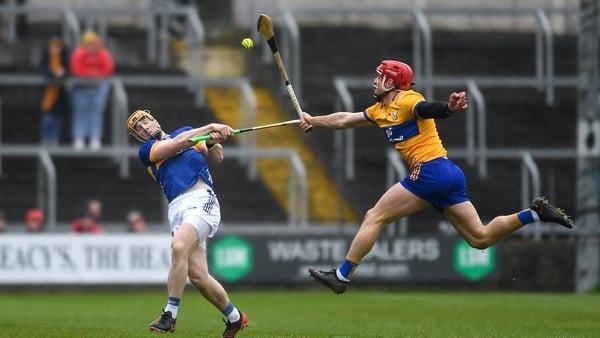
[300,60,573,294]
[126,110,248,337]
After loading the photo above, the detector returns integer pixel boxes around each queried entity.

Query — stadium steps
[205,85,357,224]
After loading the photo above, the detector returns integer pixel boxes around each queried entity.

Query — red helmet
[376,60,414,90]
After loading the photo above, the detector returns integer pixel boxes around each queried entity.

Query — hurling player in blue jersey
[126,110,248,337]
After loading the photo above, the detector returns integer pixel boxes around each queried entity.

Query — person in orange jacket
[69,30,115,150]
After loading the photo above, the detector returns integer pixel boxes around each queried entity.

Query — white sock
[164,304,178,318]
[336,269,350,282]
[227,309,241,323]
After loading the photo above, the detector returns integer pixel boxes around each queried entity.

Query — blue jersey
[138,126,215,203]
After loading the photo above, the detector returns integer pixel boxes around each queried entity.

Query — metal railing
[0,3,204,71]
[466,80,486,177]
[331,75,578,181]
[225,147,308,227]
[385,148,408,236]
[0,95,2,175]
[0,145,307,229]
[110,78,129,177]
[305,8,580,229]
[0,73,259,177]
[277,5,578,106]
[412,8,433,100]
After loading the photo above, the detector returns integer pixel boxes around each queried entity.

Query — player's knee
[363,208,390,229]
[468,240,492,250]
[170,240,189,259]
[465,237,492,250]
[459,225,494,250]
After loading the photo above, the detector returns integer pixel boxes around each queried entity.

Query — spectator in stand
[24,208,45,233]
[71,212,104,234]
[70,198,104,234]
[0,209,6,233]
[127,210,146,233]
[38,36,70,146]
[69,29,115,150]
[86,198,102,223]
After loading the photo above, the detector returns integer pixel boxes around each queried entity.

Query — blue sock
[517,210,539,225]
[338,259,358,281]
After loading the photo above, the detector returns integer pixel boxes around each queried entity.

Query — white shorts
[168,188,221,248]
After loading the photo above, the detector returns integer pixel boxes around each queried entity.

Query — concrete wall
[24,0,150,27]
[235,0,578,34]
[16,0,579,34]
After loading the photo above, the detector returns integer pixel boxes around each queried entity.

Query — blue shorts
[400,157,469,212]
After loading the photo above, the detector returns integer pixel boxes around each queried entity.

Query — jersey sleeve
[399,90,426,115]
[138,140,156,166]
[362,110,377,124]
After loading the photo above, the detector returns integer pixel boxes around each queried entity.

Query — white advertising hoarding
[0,234,171,284]
[0,233,499,285]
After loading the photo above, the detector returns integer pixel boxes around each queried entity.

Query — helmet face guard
[126,110,161,142]
[376,60,414,91]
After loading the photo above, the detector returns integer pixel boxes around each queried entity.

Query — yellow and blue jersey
[138,126,214,203]
[363,90,447,169]
[364,90,469,211]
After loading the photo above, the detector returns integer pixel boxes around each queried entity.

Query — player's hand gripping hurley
[257,14,311,131]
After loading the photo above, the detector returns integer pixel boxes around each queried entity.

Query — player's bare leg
[168,223,199,298]
[445,197,572,250]
[309,184,429,294]
[150,222,198,333]
[188,247,231,309]
[444,202,523,249]
[187,232,248,337]
[346,184,429,261]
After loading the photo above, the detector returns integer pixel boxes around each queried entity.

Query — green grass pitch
[0,289,598,337]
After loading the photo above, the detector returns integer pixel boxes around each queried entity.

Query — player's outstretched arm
[153,123,233,160]
[300,112,370,131]
[415,91,469,120]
